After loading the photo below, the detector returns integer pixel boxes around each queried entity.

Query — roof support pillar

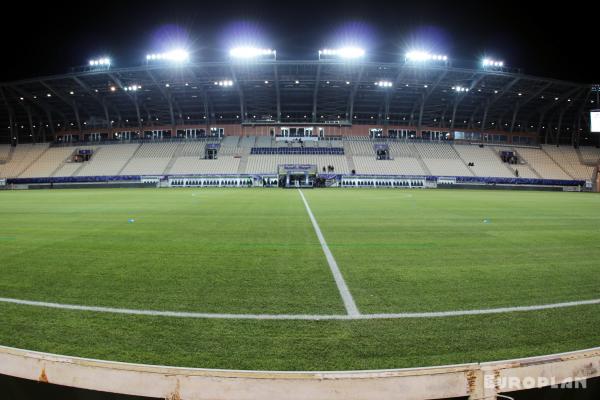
[312,64,321,123]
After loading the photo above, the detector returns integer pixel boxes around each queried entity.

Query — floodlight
[482,58,504,68]
[214,80,234,87]
[405,51,447,63]
[88,57,111,68]
[146,49,190,63]
[375,81,393,88]
[229,47,276,59]
[123,84,142,92]
[319,47,365,60]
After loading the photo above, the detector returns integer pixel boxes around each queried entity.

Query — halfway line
[298,189,360,316]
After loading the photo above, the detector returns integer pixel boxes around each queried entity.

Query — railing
[250,147,344,155]
[50,136,221,148]
[5,173,586,187]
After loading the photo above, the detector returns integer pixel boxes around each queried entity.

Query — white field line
[298,189,360,316]
[1,297,600,320]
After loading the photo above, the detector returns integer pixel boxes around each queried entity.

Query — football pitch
[0,187,599,370]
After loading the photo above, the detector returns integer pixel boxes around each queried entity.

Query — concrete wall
[0,345,598,400]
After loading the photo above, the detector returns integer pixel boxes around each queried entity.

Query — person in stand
[515,169,519,177]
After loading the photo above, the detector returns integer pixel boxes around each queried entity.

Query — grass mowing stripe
[298,189,359,316]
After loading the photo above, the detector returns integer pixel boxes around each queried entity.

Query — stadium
[0,12,600,400]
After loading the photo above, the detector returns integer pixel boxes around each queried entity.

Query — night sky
[1,0,595,83]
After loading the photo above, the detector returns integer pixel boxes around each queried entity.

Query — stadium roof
[0,60,596,143]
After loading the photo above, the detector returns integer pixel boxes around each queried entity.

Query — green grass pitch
[0,188,599,370]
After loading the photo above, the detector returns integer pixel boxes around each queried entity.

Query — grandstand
[1,43,600,400]
[0,137,596,185]
[0,32,596,191]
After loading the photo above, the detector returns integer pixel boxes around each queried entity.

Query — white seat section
[217,136,241,155]
[245,155,277,174]
[169,156,240,175]
[453,145,513,178]
[120,158,171,175]
[134,142,178,158]
[255,136,272,147]
[19,146,75,178]
[238,136,256,148]
[388,142,418,158]
[0,144,11,162]
[0,143,49,178]
[515,147,572,180]
[75,144,139,176]
[578,146,600,163]
[119,143,179,175]
[421,158,473,176]
[178,141,206,157]
[53,162,83,177]
[542,145,595,180]
[413,142,457,159]
[220,136,240,147]
[344,140,374,156]
[353,156,425,175]
[412,142,472,176]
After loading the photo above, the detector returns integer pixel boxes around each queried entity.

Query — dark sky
[2,0,595,83]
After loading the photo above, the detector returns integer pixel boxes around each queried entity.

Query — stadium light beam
[318,47,365,60]
[229,47,276,60]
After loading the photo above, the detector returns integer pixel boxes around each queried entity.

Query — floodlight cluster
[146,49,190,63]
[375,81,393,88]
[319,47,365,59]
[214,80,234,87]
[405,51,448,62]
[453,86,470,92]
[89,58,111,66]
[123,85,142,91]
[229,47,276,59]
[482,58,504,67]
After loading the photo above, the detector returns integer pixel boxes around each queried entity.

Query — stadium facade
[0,60,596,146]
[0,59,599,192]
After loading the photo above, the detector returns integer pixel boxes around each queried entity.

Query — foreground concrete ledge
[0,345,598,400]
